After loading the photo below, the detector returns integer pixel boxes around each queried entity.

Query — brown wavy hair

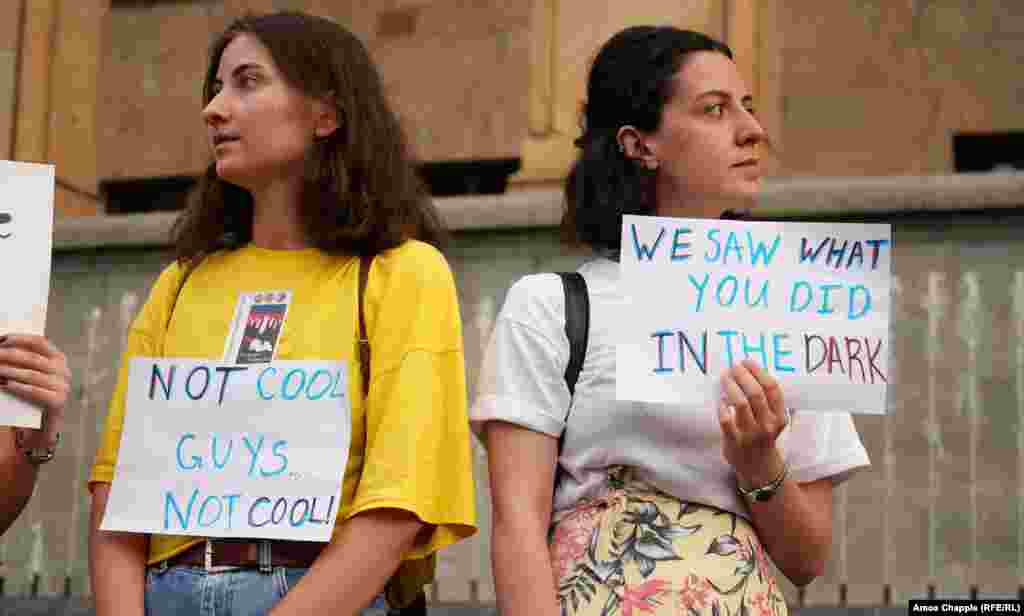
[172,11,444,266]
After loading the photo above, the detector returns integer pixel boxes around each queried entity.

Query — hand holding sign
[0,161,56,428]
[718,359,789,488]
[0,334,71,418]
[617,215,892,414]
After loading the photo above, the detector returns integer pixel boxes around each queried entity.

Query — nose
[202,91,229,128]
[736,108,766,148]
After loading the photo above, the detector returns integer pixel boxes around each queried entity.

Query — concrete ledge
[54,211,179,252]
[53,173,1024,252]
[759,172,1024,217]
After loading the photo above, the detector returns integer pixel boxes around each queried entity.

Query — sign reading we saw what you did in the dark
[102,359,350,541]
[617,215,892,414]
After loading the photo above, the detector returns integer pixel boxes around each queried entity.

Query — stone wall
[776,0,1024,176]
[2,174,1024,607]
[89,1,1024,183]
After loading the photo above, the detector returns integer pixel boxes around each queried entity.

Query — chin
[214,162,256,190]
[728,180,761,201]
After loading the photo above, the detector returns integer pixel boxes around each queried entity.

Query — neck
[653,176,755,219]
[249,176,309,250]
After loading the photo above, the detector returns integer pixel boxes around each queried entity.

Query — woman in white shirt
[472,26,869,616]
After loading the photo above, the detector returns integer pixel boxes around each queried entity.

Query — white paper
[101,358,351,541]
[0,160,55,428]
[617,215,892,414]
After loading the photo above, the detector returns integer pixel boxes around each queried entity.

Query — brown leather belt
[163,539,323,570]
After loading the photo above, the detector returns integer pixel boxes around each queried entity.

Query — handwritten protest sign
[101,359,350,541]
[0,160,55,428]
[617,215,892,414]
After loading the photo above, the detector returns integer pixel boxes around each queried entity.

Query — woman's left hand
[0,334,71,422]
[718,359,788,488]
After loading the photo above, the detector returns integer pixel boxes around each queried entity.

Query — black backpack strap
[555,271,589,462]
[559,272,590,398]
[357,254,373,399]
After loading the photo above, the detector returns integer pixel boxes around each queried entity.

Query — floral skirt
[549,467,787,616]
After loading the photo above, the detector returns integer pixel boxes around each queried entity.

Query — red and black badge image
[235,303,287,364]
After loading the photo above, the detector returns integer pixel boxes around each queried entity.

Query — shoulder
[498,273,566,332]
[372,240,453,289]
[147,260,195,311]
[128,260,189,336]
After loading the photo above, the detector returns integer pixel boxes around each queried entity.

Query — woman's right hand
[717,359,789,490]
[0,334,71,422]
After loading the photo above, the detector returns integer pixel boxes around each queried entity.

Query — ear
[616,125,659,170]
[312,94,340,139]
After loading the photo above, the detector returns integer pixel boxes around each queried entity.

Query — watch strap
[737,461,789,503]
[15,429,60,465]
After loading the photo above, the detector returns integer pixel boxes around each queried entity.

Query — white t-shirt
[471,257,870,518]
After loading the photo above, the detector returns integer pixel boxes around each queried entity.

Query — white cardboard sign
[101,358,351,541]
[0,160,55,428]
[617,215,892,414]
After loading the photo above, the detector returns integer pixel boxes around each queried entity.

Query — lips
[213,135,240,147]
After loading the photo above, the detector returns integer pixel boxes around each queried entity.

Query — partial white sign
[102,359,351,541]
[0,160,55,428]
[617,215,892,414]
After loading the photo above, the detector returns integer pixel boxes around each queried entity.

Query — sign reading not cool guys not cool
[102,359,350,541]
[617,215,892,414]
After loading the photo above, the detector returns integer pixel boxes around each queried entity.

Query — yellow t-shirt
[90,240,477,565]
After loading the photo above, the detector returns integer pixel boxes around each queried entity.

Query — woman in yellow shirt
[88,12,476,616]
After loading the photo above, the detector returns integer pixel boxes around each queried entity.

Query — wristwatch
[737,462,789,503]
[15,430,61,465]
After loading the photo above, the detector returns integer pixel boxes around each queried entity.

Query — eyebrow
[212,62,264,85]
[696,90,754,106]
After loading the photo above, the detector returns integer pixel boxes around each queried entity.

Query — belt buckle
[204,539,213,572]
[258,539,272,574]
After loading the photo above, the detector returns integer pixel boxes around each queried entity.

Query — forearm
[0,428,38,535]
[89,485,148,616]
[271,508,423,616]
[746,477,832,586]
[492,518,560,616]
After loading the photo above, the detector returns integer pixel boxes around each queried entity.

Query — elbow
[491,509,549,549]
[491,497,549,531]
[784,552,828,588]
[0,482,37,536]
[787,566,824,589]
[379,509,427,557]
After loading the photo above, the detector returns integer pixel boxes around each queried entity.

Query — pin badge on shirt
[223,291,293,364]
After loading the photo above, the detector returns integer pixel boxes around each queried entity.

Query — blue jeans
[145,565,388,616]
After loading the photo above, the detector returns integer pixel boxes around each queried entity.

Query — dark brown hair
[173,11,444,265]
[564,26,733,251]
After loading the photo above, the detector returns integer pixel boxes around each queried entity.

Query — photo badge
[224,291,293,364]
